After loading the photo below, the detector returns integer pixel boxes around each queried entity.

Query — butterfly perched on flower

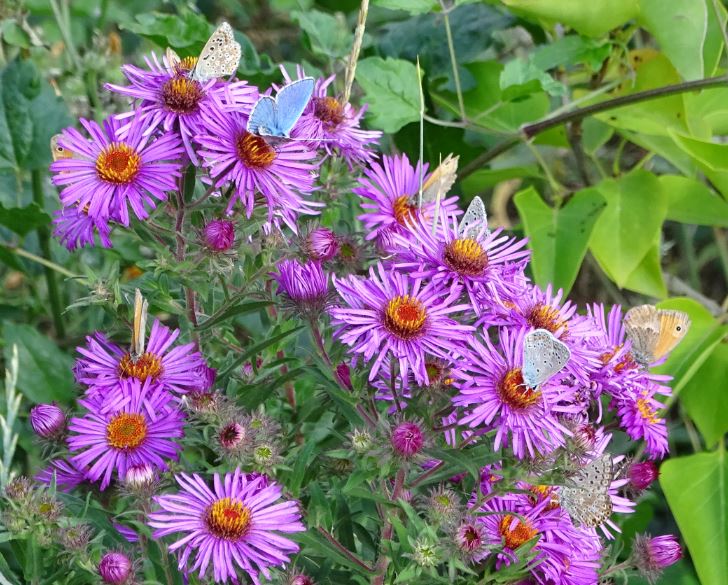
[166,22,242,82]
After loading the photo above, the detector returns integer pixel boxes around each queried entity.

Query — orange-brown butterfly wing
[653,310,691,360]
[50,134,74,162]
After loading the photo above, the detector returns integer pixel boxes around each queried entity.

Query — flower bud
[29,403,66,439]
[455,521,484,557]
[413,539,439,567]
[391,421,424,458]
[628,461,659,491]
[98,551,133,585]
[4,476,33,501]
[125,463,155,490]
[335,362,353,391]
[305,227,338,261]
[218,422,246,452]
[350,428,373,454]
[272,259,330,318]
[203,219,235,252]
[632,533,682,582]
[60,524,94,551]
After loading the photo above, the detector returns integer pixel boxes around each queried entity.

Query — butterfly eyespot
[676,326,682,331]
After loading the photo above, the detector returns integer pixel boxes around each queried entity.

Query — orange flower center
[530,485,559,510]
[235,131,276,169]
[499,514,537,550]
[383,295,426,340]
[637,397,659,424]
[599,345,620,365]
[392,195,418,226]
[615,352,638,372]
[205,497,252,540]
[106,412,147,449]
[95,143,141,184]
[177,56,198,74]
[444,238,489,276]
[527,303,567,335]
[313,96,345,128]
[162,76,204,114]
[117,352,163,382]
[498,368,541,409]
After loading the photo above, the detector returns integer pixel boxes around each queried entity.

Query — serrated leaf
[0,203,50,237]
[292,10,352,59]
[514,187,605,295]
[356,57,421,133]
[500,58,567,100]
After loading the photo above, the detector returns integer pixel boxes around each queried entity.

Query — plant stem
[460,75,728,179]
[31,170,65,338]
[678,224,701,290]
[318,527,375,573]
[440,1,466,122]
[372,467,406,585]
[309,318,332,367]
[343,0,369,105]
[9,246,79,279]
[712,227,728,289]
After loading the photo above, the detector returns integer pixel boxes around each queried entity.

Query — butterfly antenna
[417,55,425,209]
[343,0,370,105]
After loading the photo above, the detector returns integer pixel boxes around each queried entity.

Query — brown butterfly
[420,153,459,204]
[624,304,691,366]
[130,289,149,361]
[50,134,76,162]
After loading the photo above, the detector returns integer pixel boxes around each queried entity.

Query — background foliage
[1,0,728,583]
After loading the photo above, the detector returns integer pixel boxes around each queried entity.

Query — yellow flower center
[392,195,418,226]
[95,143,141,184]
[637,397,659,424]
[177,56,198,74]
[527,303,567,335]
[205,497,252,540]
[498,514,537,550]
[313,96,345,128]
[443,238,489,276]
[106,412,147,449]
[498,368,541,409]
[235,131,276,169]
[383,295,427,340]
[161,75,204,114]
[117,352,163,382]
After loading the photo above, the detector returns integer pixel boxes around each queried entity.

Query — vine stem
[31,170,65,338]
[460,75,728,179]
[372,467,406,585]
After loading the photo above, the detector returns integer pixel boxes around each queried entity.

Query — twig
[31,170,66,337]
[343,0,369,105]
[440,0,466,121]
[665,273,723,317]
[460,75,728,179]
[318,527,375,573]
[372,467,406,585]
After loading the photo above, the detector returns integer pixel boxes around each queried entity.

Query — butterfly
[50,134,76,162]
[420,154,459,204]
[559,454,614,528]
[457,196,489,240]
[623,304,691,366]
[130,289,148,362]
[247,78,315,140]
[167,22,241,83]
[522,328,570,388]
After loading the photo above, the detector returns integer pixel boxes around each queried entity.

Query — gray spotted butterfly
[522,328,570,388]
[559,454,614,528]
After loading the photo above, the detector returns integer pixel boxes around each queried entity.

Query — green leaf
[0,203,50,237]
[661,448,728,585]
[2,323,76,404]
[460,166,542,197]
[530,35,612,71]
[119,10,212,49]
[356,57,421,133]
[680,342,728,447]
[293,530,372,574]
[217,326,304,381]
[660,175,728,226]
[639,0,714,81]
[621,243,666,298]
[588,170,667,288]
[196,300,272,331]
[514,187,606,295]
[292,10,352,59]
[500,0,639,37]
[500,58,567,100]
[373,0,436,13]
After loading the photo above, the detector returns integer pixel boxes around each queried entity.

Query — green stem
[440,1,466,121]
[679,224,701,290]
[460,75,728,179]
[31,170,65,338]
[712,227,728,290]
[10,246,79,279]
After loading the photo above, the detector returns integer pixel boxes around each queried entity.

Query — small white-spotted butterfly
[457,196,489,240]
[522,328,570,388]
[559,454,614,528]
[623,304,691,367]
[189,22,242,82]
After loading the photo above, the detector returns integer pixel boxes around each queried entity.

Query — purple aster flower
[303,226,339,261]
[473,493,602,584]
[615,387,669,459]
[114,523,140,544]
[203,219,236,252]
[50,115,183,226]
[632,533,682,583]
[107,51,258,163]
[68,378,184,490]
[354,154,460,250]
[29,403,66,439]
[124,462,157,490]
[147,468,305,584]
[98,551,133,585]
[282,67,381,166]
[454,326,579,458]
[196,92,320,233]
[628,460,659,491]
[272,259,331,319]
[74,319,207,396]
[393,209,529,315]
[391,421,425,458]
[330,262,473,386]
[52,205,113,251]
[35,458,88,492]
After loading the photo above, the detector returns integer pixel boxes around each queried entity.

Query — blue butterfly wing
[247,96,280,136]
[275,77,315,137]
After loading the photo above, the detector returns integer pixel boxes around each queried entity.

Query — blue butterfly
[247,78,315,139]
